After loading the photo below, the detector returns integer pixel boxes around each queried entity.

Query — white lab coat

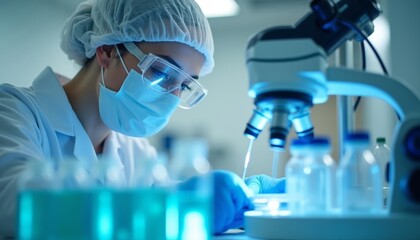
[0,67,157,237]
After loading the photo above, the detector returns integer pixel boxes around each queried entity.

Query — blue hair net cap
[60,0,215,76]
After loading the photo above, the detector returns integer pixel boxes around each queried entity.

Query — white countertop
[214,229,253,239]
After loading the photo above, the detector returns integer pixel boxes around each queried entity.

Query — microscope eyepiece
[291,109,315,140]
[270,126,289,151]
[244,108,271,140]
[269,110,291,151]
[244,124,261,140]
[245,91,313,151]
[296,128,315,139]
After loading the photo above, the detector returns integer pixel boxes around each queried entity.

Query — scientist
[0,0,285,237]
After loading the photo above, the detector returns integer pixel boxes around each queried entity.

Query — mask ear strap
[101,67,107,88]
[115,45,129,74]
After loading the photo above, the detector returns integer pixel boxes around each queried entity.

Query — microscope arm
[326,67,420,119]
[326,67,420,214]
[244,1,420,239]
[245,64,420,240]
[244,0,381,150]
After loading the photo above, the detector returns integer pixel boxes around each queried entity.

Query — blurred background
[1,0,419,178]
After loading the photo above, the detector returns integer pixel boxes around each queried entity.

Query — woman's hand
[245,174,286,194]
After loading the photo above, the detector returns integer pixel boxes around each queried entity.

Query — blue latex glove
[244,174,286,194]
[177,170,253,234]
[212,170,254,234]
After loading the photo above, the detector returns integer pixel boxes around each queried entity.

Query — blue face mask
[99,68,180,137]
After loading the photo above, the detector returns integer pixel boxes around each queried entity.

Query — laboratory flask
[112,154,170,240]
[167,137,212,240]
[337,132,382,213]
[285,137,336,215]
[90,158,138,240]
[18,160,57,240]
[48,159,94,240]
[285,138,306,213]
[371,137,391,208]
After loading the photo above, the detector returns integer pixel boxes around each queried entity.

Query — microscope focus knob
[405,127,420,160]
[402,168,420,203]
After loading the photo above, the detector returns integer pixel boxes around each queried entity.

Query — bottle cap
[290,138,310,152]
[376,137,386,144]
[308,137,330,146]
[290,138,308,147]
[345,131,370,143]
[290,137,331,151]
[307,137,331,152]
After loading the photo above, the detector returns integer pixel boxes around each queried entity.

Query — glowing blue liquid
[50,190,93,239]
[19,188,171,240]
[167,191,212,240]
[18,190,52,240]
[100,188,168,240]
[18,190,94,240]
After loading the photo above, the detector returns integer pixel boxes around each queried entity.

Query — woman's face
[103,42,206,93]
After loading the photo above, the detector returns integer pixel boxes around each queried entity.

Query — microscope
[243,0,420,239]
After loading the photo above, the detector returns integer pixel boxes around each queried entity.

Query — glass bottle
[50,159,94,239]
[285,137,336,214]
[91,158,126,240]
[18,160,57,240]
[125,153,170,240]
[371,137,391,208]
[285,138,307,214]
[337,132,382,213]
[167,137,212,240]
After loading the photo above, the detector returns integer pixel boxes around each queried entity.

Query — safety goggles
[122,42,208,109]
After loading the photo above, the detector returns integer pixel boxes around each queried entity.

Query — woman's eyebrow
[156,54,199,79]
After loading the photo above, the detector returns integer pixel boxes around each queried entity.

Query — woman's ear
[96,45,114,68]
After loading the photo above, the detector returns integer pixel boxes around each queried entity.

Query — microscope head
[253,91,315,151]
[243,0,381,151]
[243,35,328,151]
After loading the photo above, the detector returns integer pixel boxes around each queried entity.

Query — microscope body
[245,66,420,240]
[246,38,329,104]
[243,0,420,239]
[246,38,328,150]
[244,0,381,150]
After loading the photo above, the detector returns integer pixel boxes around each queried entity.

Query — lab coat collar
[32,67,99,168]
[101,132,125,179]
[32,67,75,136]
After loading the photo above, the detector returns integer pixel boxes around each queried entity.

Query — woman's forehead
[137,42,205,76]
